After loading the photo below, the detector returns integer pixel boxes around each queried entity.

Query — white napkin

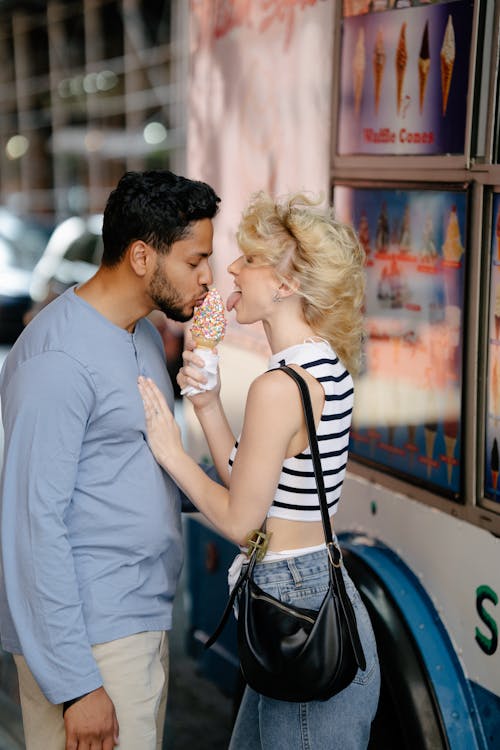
[227,552,247,593]
[180,347,219,396]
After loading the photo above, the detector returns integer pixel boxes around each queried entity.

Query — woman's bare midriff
[265,516,334,552]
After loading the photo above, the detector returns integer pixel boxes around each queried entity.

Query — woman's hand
[137,376,184,469]
[177,335,221,409]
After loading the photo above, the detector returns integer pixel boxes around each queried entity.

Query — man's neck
[76,268,151,332]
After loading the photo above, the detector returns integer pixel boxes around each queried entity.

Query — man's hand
[64,687,119,749]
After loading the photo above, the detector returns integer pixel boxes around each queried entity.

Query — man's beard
[148,262,193,323]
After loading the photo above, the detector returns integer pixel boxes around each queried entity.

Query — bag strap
[204,562,249,649]
[277,364,366,670]
[277,365,333,546]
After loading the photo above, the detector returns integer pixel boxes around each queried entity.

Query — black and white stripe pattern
[228,341,353,522]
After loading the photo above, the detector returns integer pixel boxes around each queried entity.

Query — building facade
[0,0,187,221]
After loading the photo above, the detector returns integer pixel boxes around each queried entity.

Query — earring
[272,290,282,303]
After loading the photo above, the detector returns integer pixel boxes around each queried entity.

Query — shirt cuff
[62,691,92,716]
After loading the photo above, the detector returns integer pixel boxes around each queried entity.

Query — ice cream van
[183,2,499,748]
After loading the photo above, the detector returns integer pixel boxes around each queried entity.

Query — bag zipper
[250,592,316,624]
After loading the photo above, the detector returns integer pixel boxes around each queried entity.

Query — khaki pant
[14,630,169,750]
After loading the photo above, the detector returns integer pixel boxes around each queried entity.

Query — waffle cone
[354,70,364,115]
[373,62,384,114]
[441,56,454,116]
[352,28,365,116]
[396,67,405,115]
[418,58,430,114]
[424,427,436,477]
[192,336,218,350]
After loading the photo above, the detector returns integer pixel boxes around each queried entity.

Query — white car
[29,214,103,306]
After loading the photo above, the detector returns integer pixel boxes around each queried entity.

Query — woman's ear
[279,276,300,298]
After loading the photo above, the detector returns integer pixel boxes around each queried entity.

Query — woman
[138,192,380,749]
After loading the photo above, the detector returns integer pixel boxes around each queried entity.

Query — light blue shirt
[0,287,183,703]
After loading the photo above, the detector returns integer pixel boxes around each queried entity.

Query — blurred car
[0,207,51,343]
[27,214,104,320]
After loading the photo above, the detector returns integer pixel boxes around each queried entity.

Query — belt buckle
[246,529,272,562]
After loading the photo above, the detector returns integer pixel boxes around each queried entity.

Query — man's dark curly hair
[101,170,220,266]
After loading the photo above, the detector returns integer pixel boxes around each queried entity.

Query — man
[0,170,220,750]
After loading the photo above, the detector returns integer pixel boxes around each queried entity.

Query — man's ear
[129,240,153,278]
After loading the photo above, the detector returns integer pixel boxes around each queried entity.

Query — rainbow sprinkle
[191,288,227,344]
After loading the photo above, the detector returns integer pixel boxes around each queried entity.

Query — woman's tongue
[226,291,241,311]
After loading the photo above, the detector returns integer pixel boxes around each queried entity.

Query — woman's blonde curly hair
[236,191,366,376]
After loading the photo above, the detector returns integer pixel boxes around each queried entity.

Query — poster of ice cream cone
[335,183,467,496]
[338,0,473,155]
[484,193,500,503]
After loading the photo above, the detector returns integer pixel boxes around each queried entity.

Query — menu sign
[337,0,473,155]
[334,185,467,496]
[485,194,500,506]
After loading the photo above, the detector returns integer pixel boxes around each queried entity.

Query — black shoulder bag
[205,364,366,702]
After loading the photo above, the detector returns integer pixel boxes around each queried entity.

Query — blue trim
[469,681,500,749]
[339,533,489,750]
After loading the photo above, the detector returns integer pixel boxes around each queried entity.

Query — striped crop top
[228,340,354,522]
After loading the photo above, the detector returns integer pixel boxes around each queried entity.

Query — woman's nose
[227,255,242,274]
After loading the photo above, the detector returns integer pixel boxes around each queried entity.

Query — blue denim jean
[229,548,380,750]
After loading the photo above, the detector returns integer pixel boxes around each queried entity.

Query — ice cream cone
[395,23,407,115]
[373,29,386,115]
[440,16,455,117]
[418,21,430,114]
[492,358,500,416]
[424,426,437,477]
[399,206,411,253]
[443,434,456,485]
[495,315,500,342]
[192,336,218,351]
[353,28,365,116]
[182,289,226,397]
[493,470,499,493]
[419,59,430,115]
[358,213,371,257]
[421,215,437,262]
[190,288,227,349]
[441,59,454,117]
[442,206,464,262]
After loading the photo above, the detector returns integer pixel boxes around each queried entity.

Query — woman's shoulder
[243,369,304,436]
[249,367,299,401]
[248,364,323,417]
